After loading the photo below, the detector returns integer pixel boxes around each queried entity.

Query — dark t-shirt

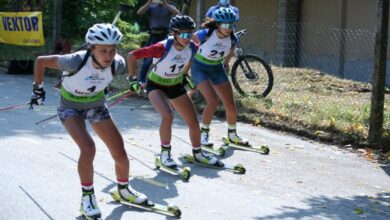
[147,3,176,30]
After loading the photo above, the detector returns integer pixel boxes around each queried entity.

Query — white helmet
[85,23,123,45]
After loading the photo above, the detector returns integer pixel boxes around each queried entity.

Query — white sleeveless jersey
[198,30,232,61]
[151,39,193,78]
[62,54,118,96]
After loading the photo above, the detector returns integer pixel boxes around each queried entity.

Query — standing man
[205,0,239,22]
[137,0,180,86]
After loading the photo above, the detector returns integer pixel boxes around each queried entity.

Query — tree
[181,0,192,15]
[369,0,389,150]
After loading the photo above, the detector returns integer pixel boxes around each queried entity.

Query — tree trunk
[369,0,389,149]
[181,0,192,15]
[53,0,63,51]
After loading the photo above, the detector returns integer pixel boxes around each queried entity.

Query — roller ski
[222,129,270,155]
[201,145,226,156]
[155,157,191,181]
[182,148,246,174]
[79,193,102,220]
[200,127,226,156]
[111,190,182,218]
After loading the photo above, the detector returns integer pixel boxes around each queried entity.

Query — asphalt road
[0,69,389,220]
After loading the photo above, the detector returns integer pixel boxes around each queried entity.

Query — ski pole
[35,114,57,125]
[108,91,132,107]
[0,102,29,112]
[130,100,149,111]
[107,89,131,101]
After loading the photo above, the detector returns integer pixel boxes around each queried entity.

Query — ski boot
[80,193,102,220]
[111,189,182,217]
[193,148,219,165]
[118,185,148,205]
[182,148,246,174]
[160,146,177,169]
[200,128,226,156]
[200,127,213,147]
[227,129,249,146]
[223,129,270,154]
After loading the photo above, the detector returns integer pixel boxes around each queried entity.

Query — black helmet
[169,15,196,31]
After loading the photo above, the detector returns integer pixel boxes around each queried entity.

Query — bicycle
[230,29,273,98]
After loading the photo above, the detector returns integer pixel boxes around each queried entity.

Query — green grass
[229,67,389,151]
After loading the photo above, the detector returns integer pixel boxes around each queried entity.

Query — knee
[225,102,237,113]
[187,118,200,131]
[80,143,96,160]
[161,112,174,124]
[113,152,129,166]
[206,98,219,109]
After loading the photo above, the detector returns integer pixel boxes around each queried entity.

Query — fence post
[276,0,301,67]
[369,0,389,149]
[196,0,205,27]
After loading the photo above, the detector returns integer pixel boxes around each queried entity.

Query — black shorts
[146,81,187,99]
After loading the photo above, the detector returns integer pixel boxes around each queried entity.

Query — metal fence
[237,16,389,86]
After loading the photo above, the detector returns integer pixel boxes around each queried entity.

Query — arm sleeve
[233,7,240,21]
[205,6,217,17]
[57,52,84,72]
[132,43,166,59]
[196,29,209,43]
[232,34,239,47]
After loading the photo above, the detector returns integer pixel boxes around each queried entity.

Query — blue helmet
[212,7,237,23]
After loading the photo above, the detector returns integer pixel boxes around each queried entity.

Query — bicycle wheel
[231,54,273,98]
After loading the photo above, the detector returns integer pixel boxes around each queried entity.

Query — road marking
[19,137,40,145]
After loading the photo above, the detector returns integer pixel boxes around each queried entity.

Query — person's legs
[148,89,177,168]
[169,93,201,148]
[169,92,218,166]
[213,81,248,144]
[62,115,101,217]
[91,114,147,204]
[196,80,219,146]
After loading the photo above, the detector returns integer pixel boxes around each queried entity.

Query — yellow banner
[0,11,45,46]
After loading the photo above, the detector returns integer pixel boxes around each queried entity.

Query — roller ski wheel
[201,145,226,156]
[233,164,246,174]
[182,154,246,174]
[110,190,182,218]
[167,205,182,218]
[222,137,270,155]
[155,157,191,181]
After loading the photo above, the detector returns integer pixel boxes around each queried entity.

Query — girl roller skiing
[127,15,220,169]
[30,23,148,219]
[191,8,249,148]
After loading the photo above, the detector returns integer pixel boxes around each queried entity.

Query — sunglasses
[220,23,235,29]
[177,32,193,39]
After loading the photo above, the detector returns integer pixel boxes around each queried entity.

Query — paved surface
[0,69,389,220]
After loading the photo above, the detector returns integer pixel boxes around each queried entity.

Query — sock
[117,179,128,189]
[201,123,210,130]
[81,182,94,195]
[228,124,236,131]
[192,147,201,155]
[161,144,171,151]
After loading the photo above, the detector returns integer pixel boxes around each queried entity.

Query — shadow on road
[255,192,390,220]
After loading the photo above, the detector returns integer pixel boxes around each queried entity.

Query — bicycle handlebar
[235,29,247,38]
